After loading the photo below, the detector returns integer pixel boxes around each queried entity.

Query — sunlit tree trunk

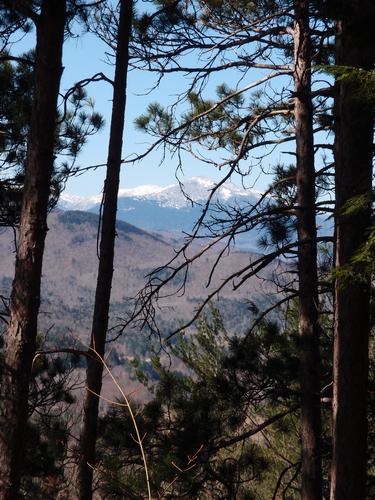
[330,1,375,498]
[293,1,322,498]
[0,1,66,497]
[77,1,133,498]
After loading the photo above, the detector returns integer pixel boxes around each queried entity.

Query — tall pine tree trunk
[77,2,133,498]
[330,2,375,498]
[0,1,66,497]
[294,1,322,498]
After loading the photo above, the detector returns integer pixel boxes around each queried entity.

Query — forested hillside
[0,0,374,499]
[0,209,266,343]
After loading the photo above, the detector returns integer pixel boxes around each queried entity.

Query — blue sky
[58,25,297,196]
[12,23,227,195]
[11,11,317,197]
[60,32,282,196]
[60,32,186,195]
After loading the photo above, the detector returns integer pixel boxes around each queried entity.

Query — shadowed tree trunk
[77,1,133,498]
[293,1,322,498]
[330,1,375,498]
[0,1,66,497]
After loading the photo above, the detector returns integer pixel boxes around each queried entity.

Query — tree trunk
[0,1,66,498]
[77,2,133,498]
[330,2,375,498]
[293,1,322,498]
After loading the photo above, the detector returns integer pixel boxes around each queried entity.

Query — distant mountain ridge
[59,177,263,248]
[0,209,272,400]
[60,176,262,211]
[59,177,331,250]
[0,209,268,343]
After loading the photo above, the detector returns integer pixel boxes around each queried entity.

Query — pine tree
[0,55,103,228]
[330,1,375,497]
[78,2,133,498]
[294,1,322,497]
[130,2,333,495]
[0,2,67,495]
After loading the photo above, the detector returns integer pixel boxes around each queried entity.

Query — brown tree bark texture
[0,1,66,498]
[77,2,133,498]
[330,1,375,498]
[294,1,322,499]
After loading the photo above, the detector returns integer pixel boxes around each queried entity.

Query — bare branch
[211,405,298,451]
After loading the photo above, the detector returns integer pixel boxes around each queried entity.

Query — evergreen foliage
[0,335,77,498]
[0,0,373,496]
[0,54,104,227]
[96,306,333,497]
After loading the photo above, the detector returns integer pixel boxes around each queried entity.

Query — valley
[0,209,275,360]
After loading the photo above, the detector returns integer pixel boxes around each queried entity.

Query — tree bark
[293,2,322,499]
[77,2,133,498]
[0,1,66,498]
[330,2,375,499]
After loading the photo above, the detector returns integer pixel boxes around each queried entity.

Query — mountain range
[0,209,275,399]
[0,180,327,401]
[0,210,270,347]
[0,178,331,385]
[0,203,277,401]
[59,177,263,248]
[59,176,332,252]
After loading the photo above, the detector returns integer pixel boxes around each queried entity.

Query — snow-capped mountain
[58,193,103,211]
[58,176,331,251]
[58,177,263,241]
[60,176,261,211]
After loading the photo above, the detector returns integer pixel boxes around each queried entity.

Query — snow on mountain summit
[59,193,102,211]
[59,176,262,211]
[151,176,262,208]
[118,184,164,197]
